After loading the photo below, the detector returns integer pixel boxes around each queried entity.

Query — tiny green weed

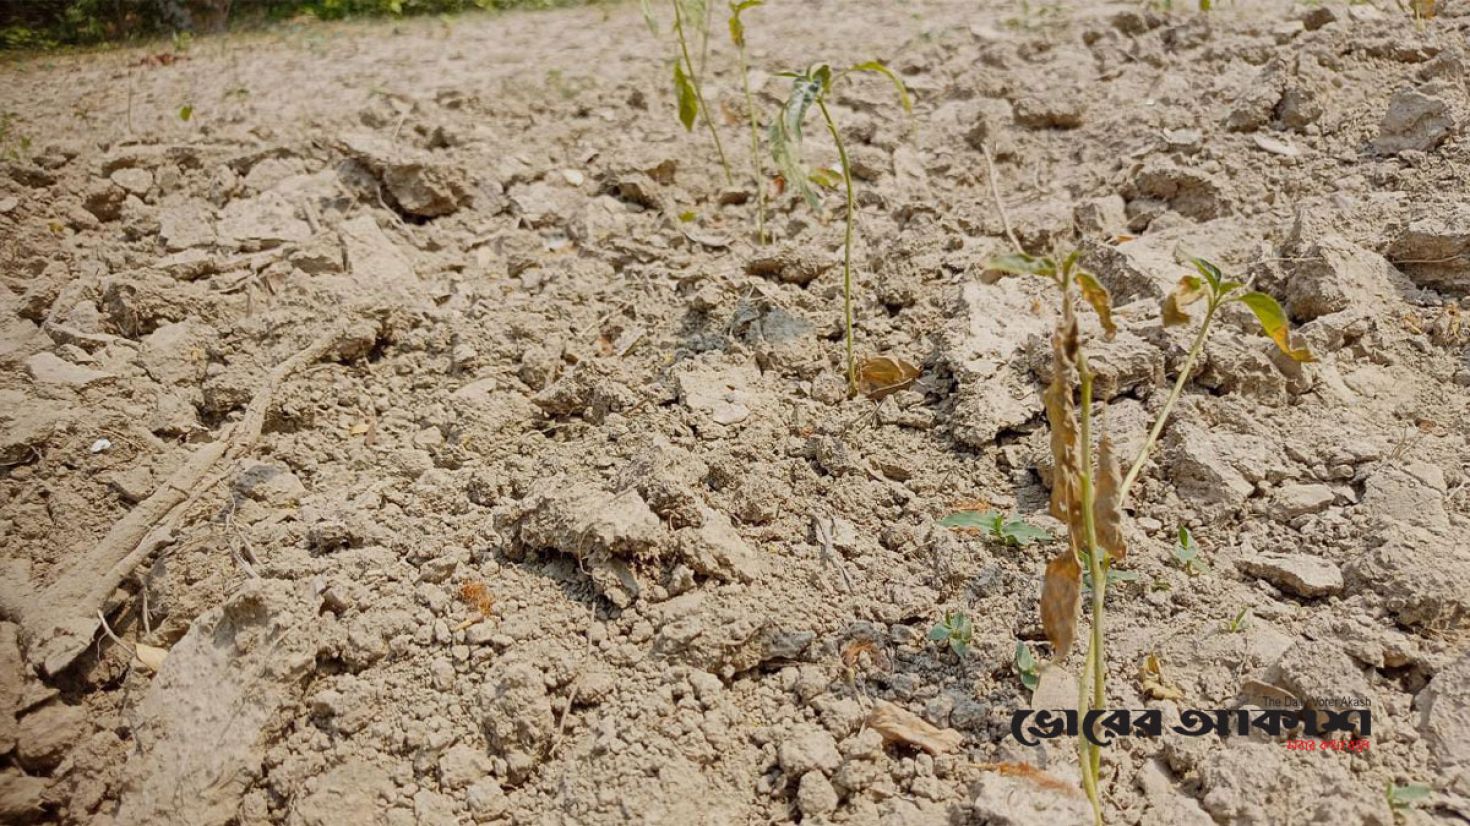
[1172,526,1208,575]
[940,510,1052,547]
[1014,642,1040,690]
[1386,782,1431,812]
[928,611,973,658]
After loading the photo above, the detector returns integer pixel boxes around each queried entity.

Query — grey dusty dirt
[1,0,1469,824]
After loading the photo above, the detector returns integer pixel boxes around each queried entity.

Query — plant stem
[817,97,857,395]
[1077,346,1106,826]
[1119,302,1218,502]
[982,142,1021,253]
[672,0,733,185]
[735,41,766,244]
[1078,643,1103,825]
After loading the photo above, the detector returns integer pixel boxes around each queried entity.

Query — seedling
[644,0,733,184]
[1082,557,1140,592]
[1014,642,1040,690]
[727,0,767,243]
[928,611,973,658]
[1172,526,1208,575]
[770,61,910,394]
[1222,607,1250,633]
[1386,782,1431,812]
[986,249,1311,825]
[940,510,1052,547]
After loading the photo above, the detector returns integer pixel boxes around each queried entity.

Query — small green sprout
[646,0,733,185]
[1014,642,1040,690]
[1083,558,1140,592]
[178,104,193,122]
[1223,607,1250,633]
[1386,782,1431,811]
[928,611,973,658]
[770,60,910,395]
[940,510,1051,547]
[1172,526,1209,575]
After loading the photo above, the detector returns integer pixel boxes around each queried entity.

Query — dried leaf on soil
[857,355,920,400]
[1040,551,1082,659]
[458,581,494,617]
[865,700,963,755]
[1139,653,1184,701]
[975,762,1084,796]
[133,642,168,672]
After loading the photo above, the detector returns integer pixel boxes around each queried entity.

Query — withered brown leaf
[1161,275,1206,327]
[975,762,1085,797]
[1139,653,1184,701]
[1040,551,1082,659]
[1075,271,1116,340]
[1043,308,1084,542]
[866,700,964,755]
[1093,435,1126,563]
[458,581,494,618]
[858,356,921,401]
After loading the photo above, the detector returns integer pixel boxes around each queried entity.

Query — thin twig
[983,143,1022,253]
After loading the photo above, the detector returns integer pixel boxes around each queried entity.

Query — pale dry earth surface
[1,0,1469,823]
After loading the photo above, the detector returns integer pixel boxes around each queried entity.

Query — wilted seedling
[770,61,910,394]
[727,0,767,243]
[644,0,733,184]
[1223,606,1250,633]
[1387,782,1432,811]
[986,249,1311,825]
[928,611,973,658]
[1172,526,1208,575]
[940,509,1051,547]
[1014,642,1040,691]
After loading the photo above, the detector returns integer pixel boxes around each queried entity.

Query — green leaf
[1192,257,1224,292]
[1388,783,1432,809]
[1173,527,1208,575]
[939,510,1003,530]
[998,518,1051,547]
[927,622,950,642]
[673,62,698,131]
[849,59,912,113]
[987,252,1056,279]
[1238,291,1316,362]
[1020,670,1039,690]
[727,0,760,46]
[769,70,825,209]
[953,613,973,636]
[1107,568,1141,585]
[1014,641,1036,671]
[807,167,842,188]
[178,104,193,122]
[949,638,969,658]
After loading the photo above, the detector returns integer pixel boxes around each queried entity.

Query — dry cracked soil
[1,0,1470,824]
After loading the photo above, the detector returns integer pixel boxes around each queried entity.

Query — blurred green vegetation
[1,0,586,50]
